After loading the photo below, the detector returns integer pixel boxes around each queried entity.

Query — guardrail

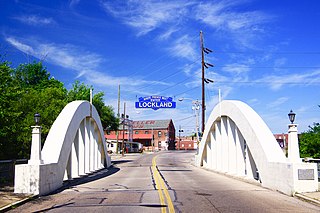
[0,159,28,186]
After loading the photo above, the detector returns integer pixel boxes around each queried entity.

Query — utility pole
[116,85,120,153]
[200,31,205,134]
[200,31,214,134]
[122,102,126,157]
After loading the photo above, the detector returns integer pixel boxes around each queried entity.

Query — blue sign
[135,96,176,110]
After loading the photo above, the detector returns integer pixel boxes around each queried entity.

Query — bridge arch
[15,101,111,195]
[195,100,318,195]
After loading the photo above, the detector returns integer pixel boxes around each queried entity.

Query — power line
[137,57,201,91]
[173,86,201,98]
[214,51,320,55]
[215,65,320,69]
[154,76,195,95]
[215,81,320,85]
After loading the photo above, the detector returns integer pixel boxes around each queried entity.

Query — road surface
[9,151,320,212]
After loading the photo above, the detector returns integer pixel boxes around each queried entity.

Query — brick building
[176,136,198,150]
[105,119,176,150]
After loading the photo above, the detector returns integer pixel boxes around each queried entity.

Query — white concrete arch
[15,101,111,195]
[195,100,318,195]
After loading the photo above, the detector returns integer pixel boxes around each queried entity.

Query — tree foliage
[67,81,119,130]
[299,123,320,158]
[0,60,118,160]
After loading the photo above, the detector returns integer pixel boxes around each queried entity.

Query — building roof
[118,119,173,130]
[132,119,173,130]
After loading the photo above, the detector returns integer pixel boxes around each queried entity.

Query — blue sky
[1,0,320,135]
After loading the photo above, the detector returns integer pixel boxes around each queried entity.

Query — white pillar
[288,124,301,163]
[206,137,212,168]
[90,120,95,172]
[71,130,79,178]
[228,118,237,175]
[215,121,222,171]
[235,128,246,176]
[28,126,43,165]
[210,131,217,170]
[84,118,90,173]
[78,121,86,176]
[221,117,228,172]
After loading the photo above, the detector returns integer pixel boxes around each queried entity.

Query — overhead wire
[136,57,201,91]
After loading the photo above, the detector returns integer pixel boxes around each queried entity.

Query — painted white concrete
[28,126,43,165]
[15,101,111,195]
[288,124,301,163]
[195,100,318,195]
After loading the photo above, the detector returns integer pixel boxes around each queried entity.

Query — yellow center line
[152,155,175,213]
[152,159,166,213]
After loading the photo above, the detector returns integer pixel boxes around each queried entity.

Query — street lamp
[29,112,43,164]
[288,110,296,124]
[34,113,41,126]
[287,110,300,163]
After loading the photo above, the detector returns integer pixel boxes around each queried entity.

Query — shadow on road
[52,165,120,195]
[111,159,133,165]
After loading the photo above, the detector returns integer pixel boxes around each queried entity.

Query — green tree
[0,61,67,159]
[299,123,320,158]
[67,81,119,130]
[0,61,22,159]
[0,60,118,160]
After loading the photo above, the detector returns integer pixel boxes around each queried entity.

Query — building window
[135,131,139,134]
[158,131,162,137]
[145,131,149,134]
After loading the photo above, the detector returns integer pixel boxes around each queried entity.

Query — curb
[0,195,37,212]
[294,193,320,207]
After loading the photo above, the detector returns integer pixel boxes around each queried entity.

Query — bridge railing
[0,159,27,186]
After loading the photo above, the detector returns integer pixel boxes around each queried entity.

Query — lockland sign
[135,96,176,110]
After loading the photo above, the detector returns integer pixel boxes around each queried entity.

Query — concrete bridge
[14,100,318,196]
[195,100,318,195]
[14,101,110,195]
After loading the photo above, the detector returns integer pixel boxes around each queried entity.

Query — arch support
[195,100,318,195]
[14,101,111,195]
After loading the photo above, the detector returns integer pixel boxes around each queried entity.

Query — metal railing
[0,159,28,186]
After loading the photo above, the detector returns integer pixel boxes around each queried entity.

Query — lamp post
[287,110,301,163]
[28,113,43,165]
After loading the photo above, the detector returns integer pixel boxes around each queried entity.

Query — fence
[0,159,27,186]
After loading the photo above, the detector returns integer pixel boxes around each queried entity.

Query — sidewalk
[294,183,320,206]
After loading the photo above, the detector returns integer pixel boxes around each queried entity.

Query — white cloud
[168,35,197,60]
[101,0,192,36]
[195,1,270,48]
[222,63,251,75]
[5,37,34,54]
[14,15,54,25]
[5,36,168,88]
[257,69,320,90]
[267,97,289,108]
[157,27,178,40]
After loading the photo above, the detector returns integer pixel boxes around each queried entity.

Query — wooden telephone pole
[200,31,214,134]
[200,31,205,134]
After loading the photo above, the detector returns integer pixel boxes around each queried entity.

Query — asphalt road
[9,151,320,213]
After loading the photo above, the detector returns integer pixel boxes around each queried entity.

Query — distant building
[176,136,198,150]
[105,119,176,151]
[274,134,288,151]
